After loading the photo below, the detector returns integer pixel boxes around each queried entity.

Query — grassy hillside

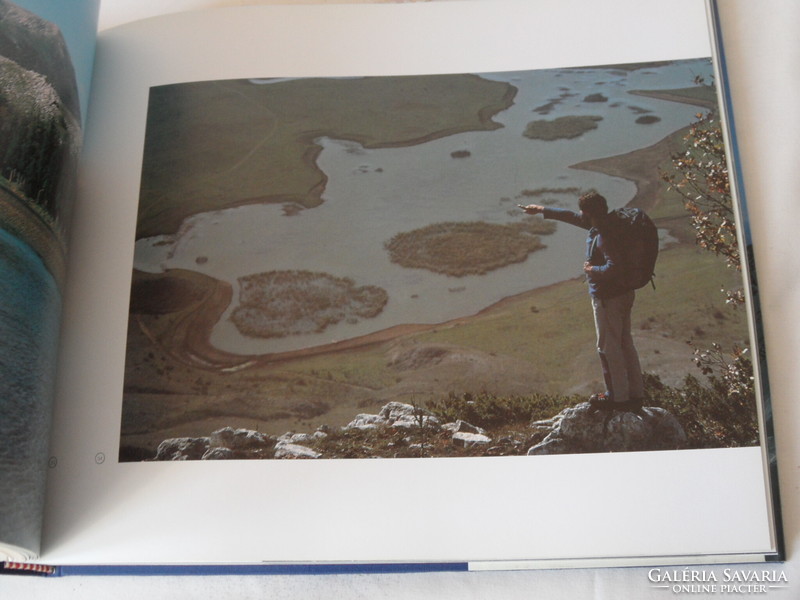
[137,74,515,238]
[121,239,748,455]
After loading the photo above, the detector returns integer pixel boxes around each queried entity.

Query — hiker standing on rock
[521,191,657,412]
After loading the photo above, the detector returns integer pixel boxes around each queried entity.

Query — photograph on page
[119,58,763,463]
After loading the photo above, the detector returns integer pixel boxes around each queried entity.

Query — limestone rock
[527,402,686,455]
[274,441,322,459]
[154,437,210,461]
[278,432,318,444]
[378,401,418,420]
[452,431,492,448]
[201,447,238,460]
[442,419,487,436]
[391,414,441,430]
[345,402,440,432]
[345,413,388,430]
[210,427,273,451]
[154,427,277,460]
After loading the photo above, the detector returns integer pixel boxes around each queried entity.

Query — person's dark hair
[579,191,608,218]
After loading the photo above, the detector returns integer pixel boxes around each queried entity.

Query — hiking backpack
[611,207,659,290]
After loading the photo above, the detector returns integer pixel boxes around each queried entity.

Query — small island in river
[385,219,556,277]
[231,270,388,339]
[523,115,603,141]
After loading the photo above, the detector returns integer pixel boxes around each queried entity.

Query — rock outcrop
[155,426,299,461]
[527,402,686,455]
[273,442,322,460]
[344,401,442,432]
[151,400,687,460]
[154,437,211,461]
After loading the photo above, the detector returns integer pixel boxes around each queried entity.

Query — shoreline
[137,75,516,239]
[628,88,717,110]
[570,125,687,214]
[133,267,587,371]
[131,118,690,372]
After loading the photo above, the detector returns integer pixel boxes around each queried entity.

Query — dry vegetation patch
[523,115,603,141]
[231,270,388,339]
[385,220,556,277]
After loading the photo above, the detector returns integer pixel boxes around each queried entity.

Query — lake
[133,59,714,354]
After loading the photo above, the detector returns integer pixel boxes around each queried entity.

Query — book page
[0,0,99,561]
[43,0,778,565]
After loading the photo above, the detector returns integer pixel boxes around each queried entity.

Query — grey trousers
[591,290,644,403]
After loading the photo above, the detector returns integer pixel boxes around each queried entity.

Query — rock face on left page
[0,0,83,559]
[0,0,81,123]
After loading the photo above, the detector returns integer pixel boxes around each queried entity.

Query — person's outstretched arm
[520,204,590,230]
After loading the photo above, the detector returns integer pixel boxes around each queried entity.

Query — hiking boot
[624,397,645,412]
[588,393,617,412]
[589,392,609,404]
[589,393,642,413]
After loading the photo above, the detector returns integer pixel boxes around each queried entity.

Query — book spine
[1,561,57,576]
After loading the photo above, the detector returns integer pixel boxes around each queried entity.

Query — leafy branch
[661,111,741,286]
[660,90,756,427]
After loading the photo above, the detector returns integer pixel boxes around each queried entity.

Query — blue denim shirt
[542,207,630,299]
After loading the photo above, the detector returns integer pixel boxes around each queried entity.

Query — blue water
[0,226,61,555]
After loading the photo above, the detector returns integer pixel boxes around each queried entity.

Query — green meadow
[137,74,515,238]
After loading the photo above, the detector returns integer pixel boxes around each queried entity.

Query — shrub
[644,367,758,448]
[426,391,578,430]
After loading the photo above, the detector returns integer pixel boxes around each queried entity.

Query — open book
[0,0,783,574]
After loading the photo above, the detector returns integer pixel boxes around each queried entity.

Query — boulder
[274,442,322,459]
[345,413,388,430]
[153,428,277,460]
[201,447,238,460]
[210,427,274,451]
[278,432,317,444]
[154,437,210,461]
[527,402,686,455]
[452,431,492,448]
[442,419,490,447]
[379,402,440,430]
[345,402,440,432]
[442,419,487,436]
[378,401,418,420]
[391,414,441,430]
